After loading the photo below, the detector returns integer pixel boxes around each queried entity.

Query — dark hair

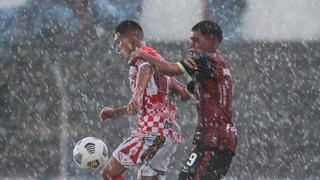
[114,20,144,39]
[192,20,223,42]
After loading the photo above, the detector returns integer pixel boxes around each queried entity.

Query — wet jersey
[129,46,181,143]
[176,52,237,153]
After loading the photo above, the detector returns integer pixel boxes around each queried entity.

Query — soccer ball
[73,137,108,171]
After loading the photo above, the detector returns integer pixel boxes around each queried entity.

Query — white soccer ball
[73,137,108,171]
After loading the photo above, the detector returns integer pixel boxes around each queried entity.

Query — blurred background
[0,0,319,179]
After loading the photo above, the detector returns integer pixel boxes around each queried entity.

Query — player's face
[189,31,213,53]
[114,33,134,63]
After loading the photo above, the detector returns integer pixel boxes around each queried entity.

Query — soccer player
[130,20,237,180]
[100,20,190,180]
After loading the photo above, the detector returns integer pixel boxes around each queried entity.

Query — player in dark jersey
[130,20,237,180]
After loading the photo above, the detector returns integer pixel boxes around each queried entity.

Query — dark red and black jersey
[176,52,237,153]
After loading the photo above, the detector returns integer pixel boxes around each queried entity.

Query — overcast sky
[2,0,320,41]
[141,0,320,41]
[242,0,320,41]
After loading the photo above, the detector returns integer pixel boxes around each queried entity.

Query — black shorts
[179,145,234,180]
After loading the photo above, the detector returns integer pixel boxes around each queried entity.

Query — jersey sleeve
[176,58,197,82]
[177,53,216,82]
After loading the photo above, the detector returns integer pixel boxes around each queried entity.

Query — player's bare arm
[170,77,190,101]
[127,64,153,116]
[100,106,128,122]
[130,49,183,76]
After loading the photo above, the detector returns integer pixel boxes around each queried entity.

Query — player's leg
[178,145,204,180]
[101,156,126,180]
[102,136,141,180]
[139,136,177,180]
[178,146,233,180]
[138,164,166,180]
[201,149,233,180]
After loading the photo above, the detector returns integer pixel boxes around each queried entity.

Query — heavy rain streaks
[0,0,320,179]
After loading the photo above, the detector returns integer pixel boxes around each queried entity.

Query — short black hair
[192,20,223,42]
[114,20,144,39]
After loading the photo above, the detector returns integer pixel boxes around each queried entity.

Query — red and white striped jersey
[128,46,181,143]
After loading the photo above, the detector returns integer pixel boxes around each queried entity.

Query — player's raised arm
[127,64,153,116]
[130,49,183,76]
[100,106,128,122]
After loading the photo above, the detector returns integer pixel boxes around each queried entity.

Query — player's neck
[205,49,217,54]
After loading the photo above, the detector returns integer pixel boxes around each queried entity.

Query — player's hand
[129,48,146,65]
[100,107,114,122]
[127,95,141,116]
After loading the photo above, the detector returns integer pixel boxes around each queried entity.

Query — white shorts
[112,135,177,176]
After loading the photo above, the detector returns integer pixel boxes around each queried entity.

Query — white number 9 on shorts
[186,153,198,166]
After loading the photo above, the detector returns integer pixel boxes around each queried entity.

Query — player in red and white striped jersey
[100,20,190,180]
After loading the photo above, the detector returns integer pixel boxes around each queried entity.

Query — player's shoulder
[139,46,156,54]
[135,46,162,68]
[135,59,150,68]
[208,51,227,65]
[139,46,162,59]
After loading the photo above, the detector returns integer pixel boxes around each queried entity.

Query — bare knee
[102,164,115,178]
[102,167,112,180]
[102,167,125,180]
[101,157,126,179]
